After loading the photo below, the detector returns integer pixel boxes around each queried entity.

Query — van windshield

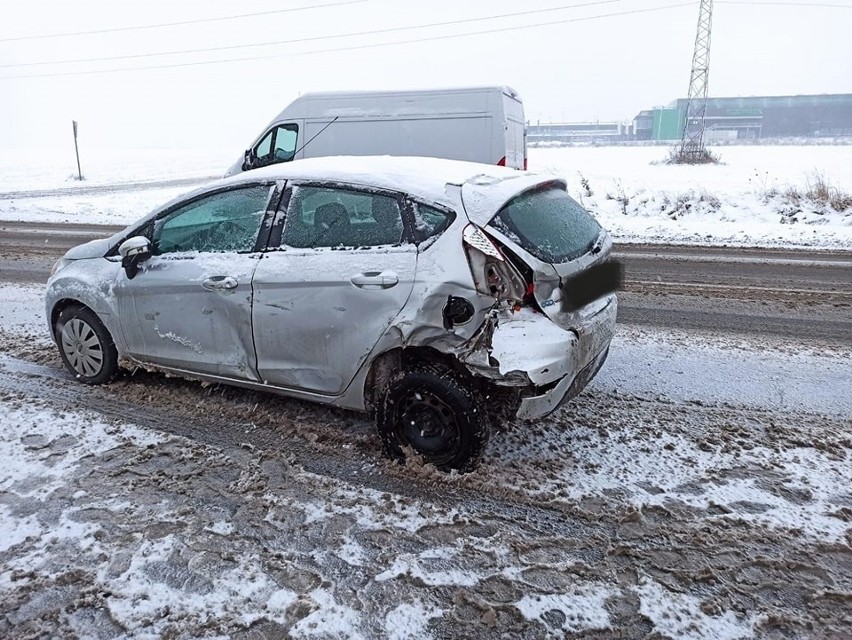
[488,185,601,263]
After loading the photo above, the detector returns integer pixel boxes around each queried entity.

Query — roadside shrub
[806,173,852,211]
[761,172,852,220]
[605,179,629,215]
[578,172,593,197]
[658,190,722,220]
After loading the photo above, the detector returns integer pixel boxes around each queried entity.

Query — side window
[153,185,272,255]
[253,124,299,168]
[412,203,455,244]
[272,126,298,162]
[255,130,273,160]
[281,186,404,249]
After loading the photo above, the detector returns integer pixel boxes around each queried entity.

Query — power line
[1,0,623,69]
[0,0,367,43]
[1,2,694,80]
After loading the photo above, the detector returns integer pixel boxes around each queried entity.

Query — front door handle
[350,271,399,289]
[202,275,239,291]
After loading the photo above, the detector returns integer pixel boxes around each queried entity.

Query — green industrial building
[633,94,852,141]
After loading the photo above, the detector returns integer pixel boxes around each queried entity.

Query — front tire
[376,363,489,472]
[55,306,118,385]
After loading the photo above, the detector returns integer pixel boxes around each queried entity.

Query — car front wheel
[376,363,489,472]
[55,305,118,385]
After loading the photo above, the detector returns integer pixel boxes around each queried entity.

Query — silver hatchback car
[46,157,619,471]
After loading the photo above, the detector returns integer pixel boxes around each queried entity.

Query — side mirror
[118,236,152,280]
[242,149,255,171]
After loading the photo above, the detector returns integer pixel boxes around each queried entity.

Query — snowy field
[1,144,850,249]
[1,283,850,637]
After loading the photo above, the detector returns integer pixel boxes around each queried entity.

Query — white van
[224,86,526,177]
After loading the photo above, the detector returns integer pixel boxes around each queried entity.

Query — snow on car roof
[222,155,560,225]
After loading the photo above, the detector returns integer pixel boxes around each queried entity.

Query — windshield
[488,185,601,263]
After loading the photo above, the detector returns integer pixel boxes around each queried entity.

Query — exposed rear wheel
[55,306,118,385]
[376,363,489,472]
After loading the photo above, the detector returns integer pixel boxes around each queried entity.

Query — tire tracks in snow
[1,350,850,637]
[0,354,605,543]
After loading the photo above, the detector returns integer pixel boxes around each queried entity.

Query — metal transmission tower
[678,0,714,162]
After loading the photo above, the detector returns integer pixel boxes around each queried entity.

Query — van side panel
[229,87,526,175]
[300,116,492,164]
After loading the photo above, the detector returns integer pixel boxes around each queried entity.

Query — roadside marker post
[72,120,83,180]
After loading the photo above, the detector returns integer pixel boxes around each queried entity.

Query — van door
[248,122,302,170]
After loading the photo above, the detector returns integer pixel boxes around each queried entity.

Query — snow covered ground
[1,145,850,248]
[539,145,852,249]
[1,282,850,638]
[0,141,849,637]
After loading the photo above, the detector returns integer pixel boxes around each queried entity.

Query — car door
[113,183,279,379]
[252,183,417,395]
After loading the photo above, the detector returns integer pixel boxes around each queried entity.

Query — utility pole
[677,0,715,163]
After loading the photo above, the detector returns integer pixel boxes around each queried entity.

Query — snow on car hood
[63,238,112,260]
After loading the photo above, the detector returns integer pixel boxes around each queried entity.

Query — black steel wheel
[55,305,118,385]
[376,363,488,472]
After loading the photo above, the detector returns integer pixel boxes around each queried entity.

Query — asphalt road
[2,220,850,345]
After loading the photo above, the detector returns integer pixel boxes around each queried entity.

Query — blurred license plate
[562,260,623,312]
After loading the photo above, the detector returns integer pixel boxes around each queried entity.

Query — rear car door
[113,183,279,378]
[252,183,417,394]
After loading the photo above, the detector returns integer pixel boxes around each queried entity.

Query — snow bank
[531,145,852,249]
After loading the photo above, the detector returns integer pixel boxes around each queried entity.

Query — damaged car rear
[45,156,620,472]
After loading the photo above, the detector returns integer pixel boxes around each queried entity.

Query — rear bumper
[508,294,616,420]
[516,345,610,420]
[459,295,617,419]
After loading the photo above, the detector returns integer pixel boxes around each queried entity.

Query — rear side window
[412,203,455,244]
[281,185,405,248]
[488,186,600,263]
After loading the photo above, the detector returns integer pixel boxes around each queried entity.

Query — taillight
[463,224,503,261]
[497,156,506,167]
[462,224,526,303]
[524,157,528,171]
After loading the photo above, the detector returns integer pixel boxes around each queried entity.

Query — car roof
[134,156,563,232]
[225,156,562,225]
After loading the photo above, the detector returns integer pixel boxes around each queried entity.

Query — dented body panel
[113,252,261,379]
[252,244,417,394]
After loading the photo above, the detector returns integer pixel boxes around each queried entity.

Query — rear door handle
[202,276,239,291]
[350,271,399,289]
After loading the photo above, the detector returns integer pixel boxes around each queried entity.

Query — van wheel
[376,363,489,472]
[55,306,118,385]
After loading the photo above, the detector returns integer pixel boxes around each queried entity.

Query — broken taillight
[462,224,526,304]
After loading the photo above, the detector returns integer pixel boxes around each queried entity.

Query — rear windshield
[488,185,601,263]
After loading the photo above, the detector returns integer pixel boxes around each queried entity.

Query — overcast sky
[1,0,850,151]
